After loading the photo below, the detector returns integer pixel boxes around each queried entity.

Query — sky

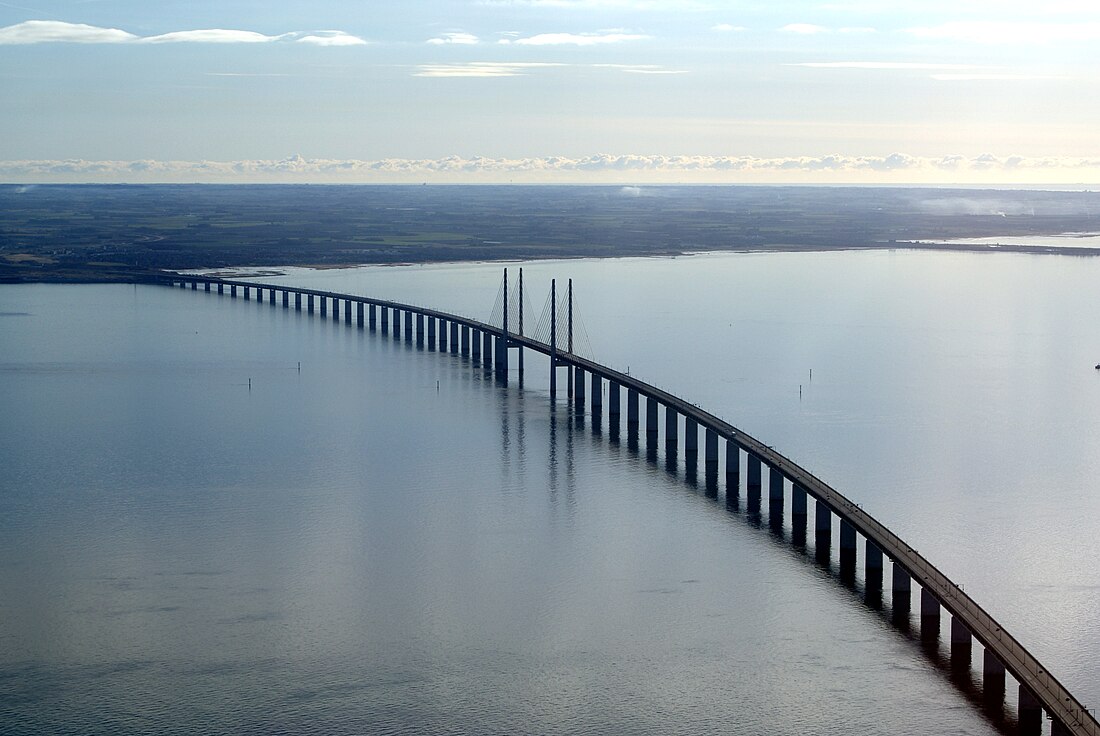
[0,0,1098,184]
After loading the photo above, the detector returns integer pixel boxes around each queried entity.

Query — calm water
[2,248,1098,735]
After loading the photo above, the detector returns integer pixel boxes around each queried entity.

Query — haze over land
[2,185,1098,282]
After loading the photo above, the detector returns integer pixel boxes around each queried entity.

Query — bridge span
[160,272,1097,736]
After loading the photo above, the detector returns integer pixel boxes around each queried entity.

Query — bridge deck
[168,274,1099,736]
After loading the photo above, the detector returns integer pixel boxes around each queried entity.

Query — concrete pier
[627,389,639,429]
[427,315,436,347]
[815,499,832,560]
[294,293,301,311]
[840,519,857,578]
[747,454,762,511]
[404,310,413,341]
[1019,685,1042,736]
[591,374,602,412]
[982,650,1006,699]
[450,322,459,354]
[218,283,224,294]
[438,319,446,350]
[269,289,275,305]
[357,302,365,329]
[609,381,621,418]
[283,290,289,308]
[483,330,493,366]
[416,313,424,345]
[646,396,659,442]
[231,285,237,298]
[243,287,249,300]
[685,417,698,456]
[321,295,327,316]
[369,304,377,330]
[204,282,210,292]
[792,483,808,534]
[665,408,678,454]
[472,328,481,360]
[392,307,400,338]
[951,616,972,666]
[380,307,389,335]
[461,326,470,356]
[574,367,585,410]
[892,564,912,615]
[726,441,740,496]
[705,429,718,473]
[769,467,784,514]
[866,542,884,598]
[921,587,941,638]
[346,300,353,325]
[308,294,315,313]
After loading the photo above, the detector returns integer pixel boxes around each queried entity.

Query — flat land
[2,184,1098,282]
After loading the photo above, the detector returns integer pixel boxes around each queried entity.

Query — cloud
[296,31,368,46]
[427,31,480,45]
[141,29,288,44]
[930,73,1071,81]
[790,61,986,70]
[5,153,1100,183]
[501,31,650,45]
[906,21,1100,44]
[0,19,366,46]
[711,24,746,32]
[0,20,136,44]
[593,63,686,74]
[414,62,564,77]
[780,23,829,35]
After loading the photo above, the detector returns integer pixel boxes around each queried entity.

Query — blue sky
[1,0,1098,183]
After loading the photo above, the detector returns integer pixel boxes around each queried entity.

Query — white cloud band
[0,20,366,46]
[3,153,1099,183]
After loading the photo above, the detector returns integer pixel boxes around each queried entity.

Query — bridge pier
[380,307,389,335]
[921,587,941,639]
[204,282,210,292]
[840,519,856,579]
[746,454,762,512]
[665,408,678,456]
[450,322,459,354]
[608,381,620,423]
[218,283,224,294]
[573,367,585,411]
[769,467,784,521]
[471,328,481,360]
[725,441,740,499]
[815,499,832,562]
[685,417,698,457]
[591,374,602,415]
[982,650,1006,700]
[646,397,659,445]
[791,483,807,545]
[495,332,507,378]
[403,310,412,341]
[191,280,198,290]
[323,295,329,316]
[460,325,469,355]
[269,288,275,305]
[704,429,718,471]
[865,542,884,602]
[440,319,449,350]
[295,293,302,311]
[231,285,237,298]
[483,330,493,366]
[368,304,376,330]
[627,389,639,430]
[892,563,912,616]
[282,290,289,308]
[1019,685,1042,736]
[346,299,353,325]
[415,313,424,345]
[393,307,401,337]
[357,302,365,329]
[951,616,972,668]
[427,315,436,347]
[244,286,250,301]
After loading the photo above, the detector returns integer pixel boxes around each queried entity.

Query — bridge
[158,270,1097,736]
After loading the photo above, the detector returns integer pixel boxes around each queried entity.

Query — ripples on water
[1,260,1095,735]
